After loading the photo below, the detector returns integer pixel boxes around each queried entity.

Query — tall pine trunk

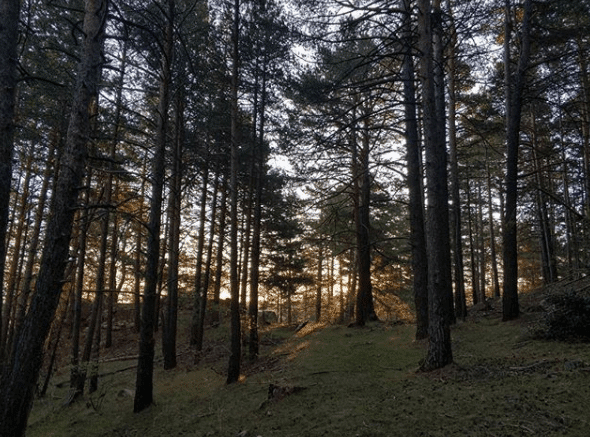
[0,1,108,434]
[190,160,209,346]
[134,0,174,412]
[418,0,453,370]
[162,90,183,369]
[401,0,428,339]
[486,151,501,298]
[227,0,242,385]
[194,169,220,353]
[355,117,377,326]
[446,0,466,320]
[0,0,20,361]
[1,147,33,360]
[248,51,268,358]
[502,0,532,321]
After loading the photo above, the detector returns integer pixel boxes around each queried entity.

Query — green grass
[27,309,590,437]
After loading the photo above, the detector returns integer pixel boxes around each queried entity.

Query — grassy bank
[27,302,590,436]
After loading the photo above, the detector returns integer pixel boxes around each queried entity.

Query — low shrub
[542,290,590,342]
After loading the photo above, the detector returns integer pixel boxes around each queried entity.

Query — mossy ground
[27,295,590,437]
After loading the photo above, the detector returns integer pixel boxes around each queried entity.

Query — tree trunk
[248,52,268,359]
[0,1,108,434]
[402,0,428,339]
[133,158,147,332]
[418,0,453,370]
[194,169,220,353]
[190,161,209,346]
[82,145,113,391]
[105,37,128,349]
[355,117,377,326]
[134,0,174,412]
[105,209,119,348]
[467,185,479,304]
[40,296,69,398]
[486,151,501,298]
[1,147,33,360]
[0,0,20,352]
[576,38,590,223]
[502,0,532,321]
[477,182,486,303]
[316,245,323,322]
[69,172,92,400]
[227,0,241,385]
[162,90,183,369]
[531,118,557,283]
[445,0,466,320]
[10,128,57,360]
[212,176,228,326]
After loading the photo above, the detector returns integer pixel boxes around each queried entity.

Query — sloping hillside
[28,286,590,437]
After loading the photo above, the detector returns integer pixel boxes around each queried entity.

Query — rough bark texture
[0,1,108,434]
[418,0,453,371]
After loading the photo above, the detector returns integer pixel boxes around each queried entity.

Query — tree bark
[190,160,209,346]
[10,128,58,360]
[477,182,486,303]
[194,169,220,353]
[133,158,147,333]
[502,0,532,321]
[1,147,33,360]
[445,0,466,320]
[69,172,92,400]
[212,176,228,326]
[162,90,183,369]
[134,0,174,412]
[248,40,267,357]
[0,1,108,434]
[418,0,453,370]
[105,37,128,349]
[401,0,429,339]
[316,245,323,322]
[486,150,501,298]
[227,0,242,385]
[531,113,557,283]
[355,116,377,326]
[0,0,20,352]
[466,185,479,304]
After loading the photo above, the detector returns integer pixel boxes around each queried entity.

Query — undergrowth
[27,302,590,437]
[540,290,590,342]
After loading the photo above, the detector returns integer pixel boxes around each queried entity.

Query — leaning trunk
[0,1,108,434]
[0,0,20,350]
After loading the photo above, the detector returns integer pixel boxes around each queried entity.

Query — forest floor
[27,279,590,437]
